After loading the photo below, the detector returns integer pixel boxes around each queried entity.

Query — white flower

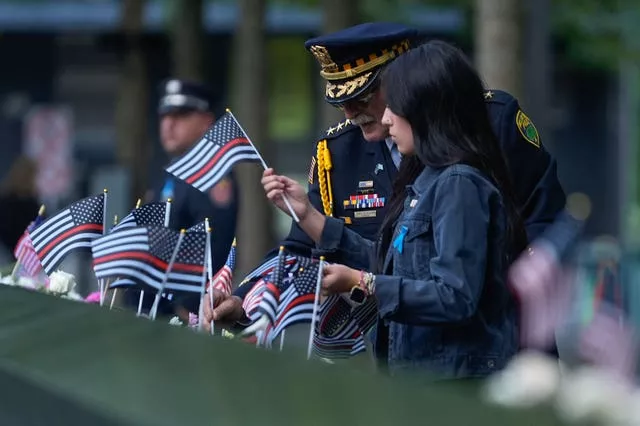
[17,276,42,290]
[168,316,183,326]
[483,351,561,408]
[555,367,635,425]
[0,275,15,286]
[48,270,77,294]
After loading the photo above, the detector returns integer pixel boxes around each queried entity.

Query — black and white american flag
[92,226,206,293]
[113,202,169,230]
[312,294,378,358]
[30,194,105,274]
[166,112,261,192]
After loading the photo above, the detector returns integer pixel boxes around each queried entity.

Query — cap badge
[310,45,339,73]
[166,80,181,94]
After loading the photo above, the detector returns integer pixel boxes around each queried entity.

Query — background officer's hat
[158,79,216,115]
[304,22,421,105]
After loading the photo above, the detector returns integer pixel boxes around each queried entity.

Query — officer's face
[160,110,214,156]
[381,106,414,155]
[339,89,388,142]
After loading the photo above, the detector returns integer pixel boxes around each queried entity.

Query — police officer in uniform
[133,79,238,316]
[204,23,565,329]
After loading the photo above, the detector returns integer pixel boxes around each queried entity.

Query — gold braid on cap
[316,140,334,216]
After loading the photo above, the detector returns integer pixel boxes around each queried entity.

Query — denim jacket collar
[406,166,441,198]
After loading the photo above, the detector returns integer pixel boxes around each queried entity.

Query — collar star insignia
[327,126,336,135]
[484,90,494,100]
[336,122,344,131]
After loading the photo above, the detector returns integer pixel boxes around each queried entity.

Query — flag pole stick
[164,198,172,227]
[204,218,214,334]
[102,213,119,305]
[226,109,300,223]
[150,229,186,320]
[135,198,151,315]
[9,260,21,282]
[110,289,118,310]
[99,189,108,306]
[306,257,325,360]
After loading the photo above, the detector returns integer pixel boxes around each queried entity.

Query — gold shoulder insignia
[516,110,540,148]
[325,118,354,137]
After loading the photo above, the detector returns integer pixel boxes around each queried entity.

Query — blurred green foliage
[263,0,640,70]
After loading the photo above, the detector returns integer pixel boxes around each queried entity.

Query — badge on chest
[341,179,386,221]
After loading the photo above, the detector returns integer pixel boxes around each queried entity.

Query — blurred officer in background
[129,79,238,316]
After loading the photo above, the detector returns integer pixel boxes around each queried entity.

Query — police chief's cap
[304,22,421,105]
[158,79,216,115]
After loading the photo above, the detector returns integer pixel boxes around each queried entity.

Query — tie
[390,143,402,169]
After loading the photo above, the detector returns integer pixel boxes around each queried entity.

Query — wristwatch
[349,270,374,305]
[349,285,367,305]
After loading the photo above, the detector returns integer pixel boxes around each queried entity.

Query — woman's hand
[262,168,311,220]
[322,264,361,295]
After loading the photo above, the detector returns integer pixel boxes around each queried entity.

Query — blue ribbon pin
[393,225,409,254]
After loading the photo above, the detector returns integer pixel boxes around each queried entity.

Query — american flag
[92,226,206,293]
[312,294,377,358]
[188,221,207,233]
[210,238,236,295]
[256,248,287,324]
[263,258,320,344]
[13,213,45,277]
[165,230,207,293]
[113,202,169,230]
[30,194,105,274]
[166,112,262,192]
[243,278,267,319]
[239,251,307,320]
[238,251,298,286]
[313,333,366,359]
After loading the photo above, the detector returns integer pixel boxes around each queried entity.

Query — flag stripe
[190,148,261,191]
[185,138,246,184]
[94,251,203,274]
[168,138,218,177]
[38,223,103,258]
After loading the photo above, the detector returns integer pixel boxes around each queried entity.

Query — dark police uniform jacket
[235,90,565,297]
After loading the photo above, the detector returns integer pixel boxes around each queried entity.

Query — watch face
[350,287,366,304]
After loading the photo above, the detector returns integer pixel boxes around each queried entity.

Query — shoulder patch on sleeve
[308,156,316,184]
[516,110,540,148]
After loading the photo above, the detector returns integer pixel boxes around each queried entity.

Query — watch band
[358,271,376,296]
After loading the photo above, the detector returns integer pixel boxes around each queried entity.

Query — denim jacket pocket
[393,217,432,277]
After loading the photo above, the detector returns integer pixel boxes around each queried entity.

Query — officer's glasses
[333,84,380,110]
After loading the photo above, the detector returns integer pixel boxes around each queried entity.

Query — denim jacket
[318,164,518,379]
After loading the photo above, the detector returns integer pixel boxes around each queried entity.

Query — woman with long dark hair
[262,40,526,379]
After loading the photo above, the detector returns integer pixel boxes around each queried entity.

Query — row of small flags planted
[9,110,369,359]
